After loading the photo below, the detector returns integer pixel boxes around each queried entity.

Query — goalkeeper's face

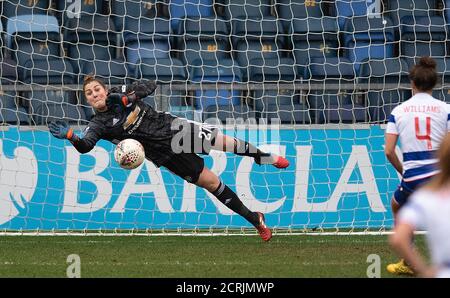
[85,81,108,111]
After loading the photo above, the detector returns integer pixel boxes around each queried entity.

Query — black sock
[212,181,259,227]
[234,139,272,165]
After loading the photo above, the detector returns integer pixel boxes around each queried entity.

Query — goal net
[0,0,446,234]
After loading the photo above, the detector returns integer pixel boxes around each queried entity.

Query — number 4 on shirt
[415,116,432,150]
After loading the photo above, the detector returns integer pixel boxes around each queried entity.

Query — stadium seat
[334,0,382,31]
[21,58,87,125]
[220,0,273,20]
[135,57,188,114]
[400,15,447,62]
[1,0,50,30]
[81,59,130,86]
[446,0,450,24]
[6,15,61,76]
[387,0,440,27]
[135,58,186,83]
[176,17,230,76]
[359,58,410,123]
[306,57,366,124]
[0,58,29,125]
[111,0,168,32]
[249,58,310,124]
[123,17,173,71]
[169,0,215,31]
[191,59,245,123]
[289,17,339,77]
[277,0,327,20]
[343,16,396,74]
[232,17,288,81]
[64,14,117,74]
[67,44,113,76]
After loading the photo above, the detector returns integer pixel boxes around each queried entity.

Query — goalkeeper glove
[127,80,157,99]
[48,121,76,141]
[106,92,135,113]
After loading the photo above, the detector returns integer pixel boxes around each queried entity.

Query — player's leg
[210,132,290,169]
[195,166,272,242]
[387,183,414,275]
[182,120,289,169]
[162,152,272,241]
[391,197,401,224]
[387,176,435,275]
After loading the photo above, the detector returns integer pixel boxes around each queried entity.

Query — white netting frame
[1,0,448,234]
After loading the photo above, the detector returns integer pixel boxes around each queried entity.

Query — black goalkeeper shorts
[161,120,219,183]
[171,120,219,155]
[162,153,205,184]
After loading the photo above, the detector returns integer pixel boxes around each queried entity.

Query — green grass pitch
[0,235,426,278]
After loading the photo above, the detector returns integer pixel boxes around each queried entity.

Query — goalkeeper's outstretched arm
[48,120,103,154]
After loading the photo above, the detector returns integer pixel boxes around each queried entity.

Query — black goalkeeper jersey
[72,99,184,167]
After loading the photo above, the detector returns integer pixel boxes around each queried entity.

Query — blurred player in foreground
[48,75,290,241]
[384,57,450,274]
[389,134,450,278]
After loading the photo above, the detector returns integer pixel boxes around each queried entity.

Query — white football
[114,139,145,170]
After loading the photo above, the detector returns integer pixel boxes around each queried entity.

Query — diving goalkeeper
[48,75,290,241]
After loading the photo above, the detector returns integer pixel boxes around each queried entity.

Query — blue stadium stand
[232,17,288,81]
[191,59,247,123]
[289,17,339,77]
[6,14,61,76]
[1,0,50,30]
[111,0,167,32]
[0,58,29,125]
[400,15,447,63]
[343,15,395,74]
[176,17,230,77]
[135,57,190,118]
[249,59,309,124]
[387,0,440,27]
[169,0,215,32]
[306,57,366,124]
[64,14,117,74]
[21,58,87,125]
[123,17,173,72]
[334,0,381,31]
[175,16,244,122]
[359,58,410,123]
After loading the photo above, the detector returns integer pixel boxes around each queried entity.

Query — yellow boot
[387,259,414,275]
